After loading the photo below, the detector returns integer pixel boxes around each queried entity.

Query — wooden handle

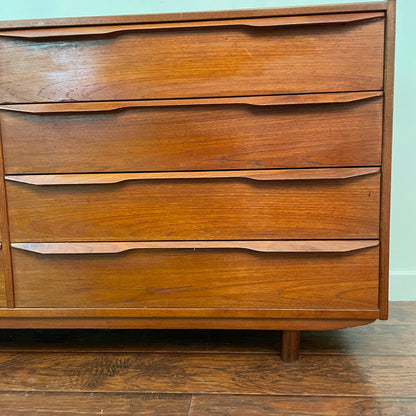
[11,240,379,255]
[0,12,384,39]
[6,168,380,186]
[0,92,382,114]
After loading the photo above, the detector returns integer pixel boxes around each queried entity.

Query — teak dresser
[0,0,395,361]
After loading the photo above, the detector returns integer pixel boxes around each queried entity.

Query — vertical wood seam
[187,395,196,416]
[0,116,15,308]
[379,0,396,319]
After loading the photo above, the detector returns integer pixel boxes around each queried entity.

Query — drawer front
[11,244,379,309]
[0,248,5,307]
[0,14,384,103]
[1,95,383,174]
[6,171,380,241]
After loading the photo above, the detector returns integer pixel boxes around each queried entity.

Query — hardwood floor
[0,302,414,415]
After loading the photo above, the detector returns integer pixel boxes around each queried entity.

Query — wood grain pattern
[0,12,384,38]
[6,168,381,185]
[0,301,414,415]
[1,98,383,173]
[6,174,381,241]
[0,391,192,416]
[0,91,383,112]
[0,248,5,307]
[0,18,384,103]
[0,392,416,416]
[11,246,379,309]
[0,122,14,308]
[281,330,300,362]
[0,318,377,330]
[0,1,394,348]
[0,352,414,396]
[384,302,416,324]
[191,395,416,416]
[0,393,413,416]
[3,391,415,416]
[0,308,379,320]
[379,0,396,320]
[11,240,379,254]
[0,3,388,30]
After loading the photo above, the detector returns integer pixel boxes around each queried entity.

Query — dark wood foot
[281,330,300,362]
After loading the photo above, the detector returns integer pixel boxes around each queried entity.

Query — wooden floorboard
[0,391,192,415]
[0,302,414,414]
[0,352,415,396]
[1,392,415,416]
[191,395,416,416]
[383,301,416,324]
[301,324,416,355]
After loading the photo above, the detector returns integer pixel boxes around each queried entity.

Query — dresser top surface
[0,1,388,30]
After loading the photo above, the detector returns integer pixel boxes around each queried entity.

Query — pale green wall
[1,0,415,300]
[388,0,416,300]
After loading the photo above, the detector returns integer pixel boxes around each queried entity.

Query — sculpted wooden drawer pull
[6,168,380,242]
[0,11,385,103]
[5,167,380,186]
[11,240,379,255]
[0,92,382,114]
[0,12,384,39]
[11,242,380,311]
[1,92,383,174]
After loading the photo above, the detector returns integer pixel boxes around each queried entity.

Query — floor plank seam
[1,350,415,357]
[0,390,415,399]
[299,353,416,357]
[187,395,195,416]
[0,390,193,398]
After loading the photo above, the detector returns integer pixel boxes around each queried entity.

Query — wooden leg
[281,330,300,362]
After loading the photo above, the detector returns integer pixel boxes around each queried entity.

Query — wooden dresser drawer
[1,93,383,174]
[6,169,380,242]
[0,12,384,103]
[11,242,379,310]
